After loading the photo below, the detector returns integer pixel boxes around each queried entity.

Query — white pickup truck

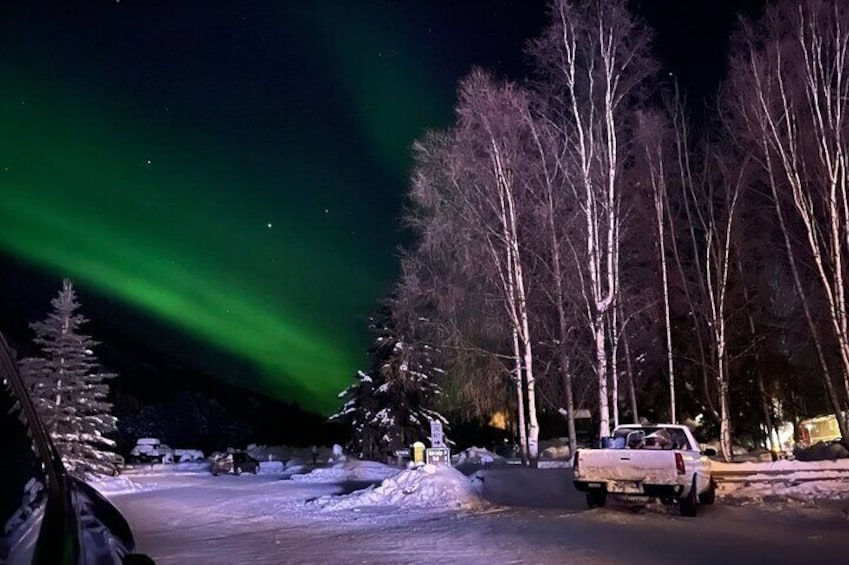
[573,424,717,516]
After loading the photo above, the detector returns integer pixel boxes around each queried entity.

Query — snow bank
[541,445,571,460]
[86,474,150,495]
[715,458,849,503]
[291,459,400,483]
[538,460,572,468]
[314,464,485,511]
[120,461,211,478]
[712,459,849,474]
[246,444,330,464]
[719,476,849,502]
[452,446,501,466]
[257,461,286,474]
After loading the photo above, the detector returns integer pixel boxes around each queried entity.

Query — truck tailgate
[577,450,679,485]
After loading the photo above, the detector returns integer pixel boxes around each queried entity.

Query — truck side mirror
[701,447,717,457]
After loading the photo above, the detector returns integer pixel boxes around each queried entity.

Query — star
[267,222,273,228]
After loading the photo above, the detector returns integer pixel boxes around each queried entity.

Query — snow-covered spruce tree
[19,279,119,477]
[331,304,448,460]
[331,369,380,459]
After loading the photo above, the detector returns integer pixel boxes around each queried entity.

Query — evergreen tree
[20,279,119,477]
[331,304,448,460]
[331,370,380,458]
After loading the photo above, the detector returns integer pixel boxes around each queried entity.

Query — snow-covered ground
[86,474,151,496]
[92,455,849,507]
[103,461,849,565]
[290,459,400,483]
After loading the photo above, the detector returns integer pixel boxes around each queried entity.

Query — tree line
[344,0,849,464]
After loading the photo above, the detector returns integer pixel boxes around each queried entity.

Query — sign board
[426,447,451,466]
[430,420,445,447]
[394,448,411,458]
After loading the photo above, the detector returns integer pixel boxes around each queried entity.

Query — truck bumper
[573,480,684,500]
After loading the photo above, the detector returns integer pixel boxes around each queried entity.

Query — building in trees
[19,279,119,477]
[331,304,448,460]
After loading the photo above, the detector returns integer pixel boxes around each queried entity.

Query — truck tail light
[675,452,686,475]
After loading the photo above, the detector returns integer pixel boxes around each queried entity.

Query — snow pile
[257,461,286,474]
[712,458,849,474]
[705,440,751,457]
[538,459,572,468]
[126,461,211,474]
[541,445,571,460]
[718,476,849,502]
[314,464,485,511]
[452,446,501,466]
[290,459,400,483]
[246,444,332,464]
[86,474,150,495]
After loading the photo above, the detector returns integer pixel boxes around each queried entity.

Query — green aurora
[0,70,379,412]
[0,4,457,413]
[0,2,529,413]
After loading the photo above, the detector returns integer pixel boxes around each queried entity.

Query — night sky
[0,1,762,414]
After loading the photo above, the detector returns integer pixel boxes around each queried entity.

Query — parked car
[572,423,717,517]
[211,451,260,476]
[173,449,205,463]
[129,438,173,464]
[0,331,154,564]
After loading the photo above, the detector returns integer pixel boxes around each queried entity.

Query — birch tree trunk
[512,328,529,464]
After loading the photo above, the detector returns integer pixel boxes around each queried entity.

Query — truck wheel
[679,478,698,517]
[698,479,716,505]
[586,490,606,509]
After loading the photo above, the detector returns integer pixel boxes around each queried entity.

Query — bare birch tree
[530,0,655,438]
[637,110,678,424]
[455,72,541,462]
[521,100,583,455]
[405,71,542,463]
[731,0,849,438]
[669,92,747,461]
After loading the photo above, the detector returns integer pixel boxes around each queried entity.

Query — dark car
[211,451,260,476]
[0,331,153,564]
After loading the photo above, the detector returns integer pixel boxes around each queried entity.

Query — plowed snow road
[111,468,849,564]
